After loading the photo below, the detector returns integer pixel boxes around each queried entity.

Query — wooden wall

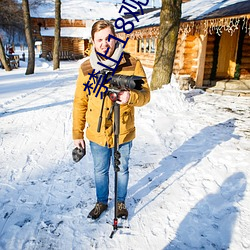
[41,36,88,58]
[203,34,216,84]
[173,34,185,74]
[32,18,86,29]
[173,33,199,81]
[124,38,156,68]
[32,17,88,59]
[240,34,250,79]
[203,29,250,83]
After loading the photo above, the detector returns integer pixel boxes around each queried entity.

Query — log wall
[125,38,156,68]
[240,35,250,79]
[203,34,216,82]
[173,34,199,81]
[41,37,87,59]
[32,18,86,29]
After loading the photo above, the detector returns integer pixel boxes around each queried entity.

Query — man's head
[91,20,117,58]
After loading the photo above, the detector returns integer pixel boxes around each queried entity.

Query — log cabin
[30,0,121,60]
[31,18,92,60]
[116,0,250,93]
[30,0,250,94]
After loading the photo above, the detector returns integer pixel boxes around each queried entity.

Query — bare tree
[0,0,24,37]
[22,0,35,75]
[151,0,182,90]
[0,0,23,71]
[53,0,61,70]
[0,37,11,71]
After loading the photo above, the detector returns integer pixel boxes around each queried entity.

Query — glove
[72,145,85,162]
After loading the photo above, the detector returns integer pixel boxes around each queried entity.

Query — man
[72,20,150,220]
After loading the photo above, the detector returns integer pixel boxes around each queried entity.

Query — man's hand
[72,139,86,162]
[116,90,130,105]
[74,139,85,149]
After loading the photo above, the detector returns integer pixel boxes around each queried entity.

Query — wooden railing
[46,51,84,61]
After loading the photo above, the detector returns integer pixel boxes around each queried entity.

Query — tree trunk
[22,0,35,75]
[53,0,61,70]
[0,37,11,71]
[151,0,182,90]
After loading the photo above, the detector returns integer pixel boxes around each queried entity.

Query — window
[137,38,156,54]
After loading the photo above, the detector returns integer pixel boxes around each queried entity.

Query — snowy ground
[0,50,250,250]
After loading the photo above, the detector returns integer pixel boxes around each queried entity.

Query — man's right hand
[74,139,85,149]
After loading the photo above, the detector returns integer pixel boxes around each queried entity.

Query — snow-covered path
[0,58,250,249]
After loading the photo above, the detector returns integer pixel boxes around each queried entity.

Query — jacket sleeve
[72,68,88,140]
[128,59,150,107]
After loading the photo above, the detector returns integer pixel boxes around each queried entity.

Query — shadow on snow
[127,118,243,248]
[164,172,247,249]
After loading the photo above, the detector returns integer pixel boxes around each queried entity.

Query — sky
[0,47,249,250]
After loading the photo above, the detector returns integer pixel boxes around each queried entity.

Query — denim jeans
[90,140,132,205]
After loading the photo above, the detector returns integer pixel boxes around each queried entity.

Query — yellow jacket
[72,53,150,148]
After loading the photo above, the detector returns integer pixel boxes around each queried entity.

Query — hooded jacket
[72,52,150,148]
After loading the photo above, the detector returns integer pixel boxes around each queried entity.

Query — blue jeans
[90,141,132,205]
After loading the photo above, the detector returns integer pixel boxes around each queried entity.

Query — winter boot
[87,202,108,220]
[117,202,128,219]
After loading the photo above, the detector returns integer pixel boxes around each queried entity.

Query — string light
[117,15,250,40]
[179,15,250,37]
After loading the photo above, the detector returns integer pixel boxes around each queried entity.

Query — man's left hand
[116,90,130,105]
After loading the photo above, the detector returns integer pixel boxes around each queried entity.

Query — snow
[0,47,250,249]
[30,0,122,20]
[29,0,162,20]
[182,0,249,21]
[115,0,250,32]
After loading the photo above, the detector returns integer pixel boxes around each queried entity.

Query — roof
[40,27,91,39]
[30,0,121,20]
[117,0,250,32]
[31,0,250,36]
[182,0,250,21]
[128,8,160,30]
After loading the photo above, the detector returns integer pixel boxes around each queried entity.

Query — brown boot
[87,202,108,220]
[117,202,128,219]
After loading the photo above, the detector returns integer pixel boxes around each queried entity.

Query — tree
[53,0,61,70]
[0,37,11,71]
[0,0,24,43]
[22,0,35,75]
[0,0,23,71]
[151,0,182,90]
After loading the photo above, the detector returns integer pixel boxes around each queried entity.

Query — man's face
[93,27,116,58]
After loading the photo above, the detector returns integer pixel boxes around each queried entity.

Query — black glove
[72,146,86,162]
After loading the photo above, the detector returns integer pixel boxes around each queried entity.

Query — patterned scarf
[89,42,124,72]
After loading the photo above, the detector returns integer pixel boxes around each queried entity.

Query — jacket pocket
[120,106,135,134]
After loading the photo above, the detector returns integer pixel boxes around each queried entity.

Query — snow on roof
[31,0,250,36]
[40,27,91,39]
[30,0,122,20]
[117,0,250,32]
[132,8,160,30]
[182,0,250,21]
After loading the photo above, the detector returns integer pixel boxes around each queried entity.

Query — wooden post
[195,32,207,88]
